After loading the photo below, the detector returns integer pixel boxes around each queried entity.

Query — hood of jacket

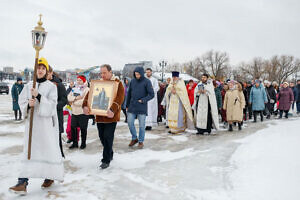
[133,67,145,81]
[124,77,131,86]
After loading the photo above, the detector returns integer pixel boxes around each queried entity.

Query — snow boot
[260,111,264,122]
[128,139,138,147]
[228,124,233,132]
[69,143,78,149]
[279,111,283,119]
[238,123,242,130]
[41,179,54,188]
[138,142,144,149]
[145,126,152,131]
[9,179,28,195]
[100,162,110,169]
[80,143,86,149]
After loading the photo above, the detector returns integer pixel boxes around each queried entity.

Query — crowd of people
[8,59,300,195]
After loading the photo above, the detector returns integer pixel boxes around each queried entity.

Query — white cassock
[161,94,168,126]
[146,76,159,127]
[18,80,64,181]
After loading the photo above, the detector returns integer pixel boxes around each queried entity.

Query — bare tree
[265,55,300,84]
[183,50,229,80]
[204,50,229,79]
[240,58,266,80]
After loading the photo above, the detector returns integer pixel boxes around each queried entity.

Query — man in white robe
[165,71,194,134]
[145,68,159,130]
[161,77,171,128]
[193,74,219,135]
[9,58,64,195]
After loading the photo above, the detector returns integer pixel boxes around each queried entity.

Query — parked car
[0,82,9,94]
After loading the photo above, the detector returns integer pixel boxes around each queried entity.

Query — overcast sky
[1,0,299,71]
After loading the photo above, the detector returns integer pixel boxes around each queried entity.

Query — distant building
[3,67,13,74]
[122,61,153,79]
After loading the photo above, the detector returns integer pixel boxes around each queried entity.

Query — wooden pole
[27,50,39,160]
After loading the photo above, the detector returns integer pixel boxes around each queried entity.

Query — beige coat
[223,89,245,122]
[68,86,89,115]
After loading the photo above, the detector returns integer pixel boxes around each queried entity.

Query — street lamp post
[159,60,167,82]
[28,14,47,160]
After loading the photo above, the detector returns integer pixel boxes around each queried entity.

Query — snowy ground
[0,93,299,200]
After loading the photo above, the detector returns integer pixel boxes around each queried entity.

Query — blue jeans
[127,112,146,142]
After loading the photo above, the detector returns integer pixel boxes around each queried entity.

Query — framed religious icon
[87,80,119,116]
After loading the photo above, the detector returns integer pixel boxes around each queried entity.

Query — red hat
[77,75,86,83]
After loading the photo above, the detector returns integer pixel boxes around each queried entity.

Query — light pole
[159,60,167,82]
[28,14,47,160]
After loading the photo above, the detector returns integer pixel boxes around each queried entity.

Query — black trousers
[97,122,117,164]
[248,106,253,119]
[71,114,89,145]
[197,101,212,134]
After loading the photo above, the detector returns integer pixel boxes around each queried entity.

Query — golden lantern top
[32,14,47,51]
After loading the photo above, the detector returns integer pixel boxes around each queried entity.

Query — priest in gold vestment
[164,71,194,134]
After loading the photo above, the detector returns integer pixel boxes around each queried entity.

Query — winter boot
[285,111,288,118]
[138,142,144,149]
[69,142,78,149]
[9,179,28,195]
[100,162,110,169]
[260,111,264,122]
[80,143,86,149]
[228,124,233,131]
[279,111,283,119]
[238,123,242,130]
[41,179,54,188]
[145,126,152,131]
[128,139,138,147]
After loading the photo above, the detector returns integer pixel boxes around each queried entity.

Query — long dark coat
[11,83,24,110]
[51,75,68,133]
[278,87,294,111]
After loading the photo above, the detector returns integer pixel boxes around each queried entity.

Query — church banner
[87,80,119,116]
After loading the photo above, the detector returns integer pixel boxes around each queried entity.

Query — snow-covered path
[230,119,300,200]
[0,93,299,200]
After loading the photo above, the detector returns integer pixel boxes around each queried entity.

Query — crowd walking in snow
[7,58,300,195]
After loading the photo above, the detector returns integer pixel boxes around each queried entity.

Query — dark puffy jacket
[290,86,298,102]
[50,75,68,133]
[126,67,154,115]
[266,85,277,103]
[296,84,300,102]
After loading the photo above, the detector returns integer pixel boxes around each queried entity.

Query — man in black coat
[265,81,277,118]
[48,67,68,157]
[246,81,253,119]
[126,67,154,149]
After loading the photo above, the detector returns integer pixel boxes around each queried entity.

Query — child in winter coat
[63,104,80,143]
